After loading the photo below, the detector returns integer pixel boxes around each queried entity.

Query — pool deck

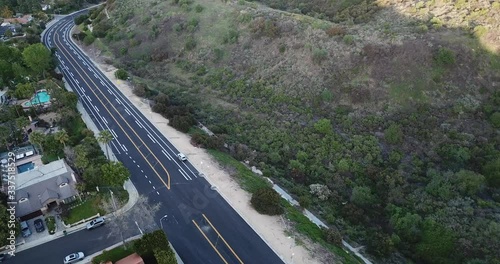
[16,154,43,169]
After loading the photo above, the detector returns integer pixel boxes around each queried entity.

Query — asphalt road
[10,224,139,264]
[28,9,285,264]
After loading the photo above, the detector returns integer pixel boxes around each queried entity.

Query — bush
[195,4,204,12]
[490,112,500,128]
[312,48,328,64]
[114,69,128,80]
[384,123,403,144]
[170,114,196,132]
[435,47,456,66]
[185,37,197,51]
[343,35,355,45]
[325,26,346,37]
[45,216,56,234]
[323,227,343,246]
[74,14,88,25]
[83,34,96,46]
[250,187,284,215]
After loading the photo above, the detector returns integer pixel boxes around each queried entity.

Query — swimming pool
[22,90,51,107]
[17,162,35,173]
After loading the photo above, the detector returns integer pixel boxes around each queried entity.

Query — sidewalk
[81,235,184,264]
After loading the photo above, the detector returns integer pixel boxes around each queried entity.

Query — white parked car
[86,217,105,230]
[177,153,187,161]
[63,252,84,264]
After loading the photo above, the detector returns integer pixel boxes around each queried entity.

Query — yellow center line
[202,214,244,264]
[54,31,171,189]
[192,220,229,264]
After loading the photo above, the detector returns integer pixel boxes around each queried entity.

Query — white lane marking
[101,116,108,124]
[123,145,128,152]
[133,160,136,164]
[141,170,144,173]
[111,141,121,154]
[107,89,112,94]
[86,95,91,102]
[94,73,98,78]
[100,80,105,85]
[134,120,143,128]
[178,169,192,181]
[153,186,156,190]
[83,61,87,66]
[120,144,126,151]
[124,108,132,115]
[147,134,156,144]
[145,175,148,179]
[116,98,122,105]
[137,164,140,168]
[148,180,151,184]
[161,150,171,161]
[157,191,160,195]
[110,129,118,138]
[74,79,79,85]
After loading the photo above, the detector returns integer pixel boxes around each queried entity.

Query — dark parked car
[34,219,45,232]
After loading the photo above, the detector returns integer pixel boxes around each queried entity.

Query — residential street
[10,225,139,264]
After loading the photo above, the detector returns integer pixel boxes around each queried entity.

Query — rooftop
[16,159,70,188]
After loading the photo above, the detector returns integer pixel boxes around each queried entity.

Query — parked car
[20,221,32,237]
[34,219,45,232]
[86,217,105,230]
[177,153,187,161]
[63,252,84,264]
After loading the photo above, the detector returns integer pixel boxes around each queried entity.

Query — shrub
[133,84,146,97]
[298,195,311,209]
[384,123,403,144]
[473,25,488,38]
[435,47,456,66]
[83,34,96,46]
[323,227,343,246]
[114,69,128,80]
[92,21,112,38]
[185,37,197,50]
[312,48,328,65]
[250,187,284,215]
[490,112,500,128]
[325,26,346,37]
[343,35,355,45]
[170,114,196,132]
[45,216,56,234]
[195,4,204,12]
[223,30,239,44]
[74,14,88,25]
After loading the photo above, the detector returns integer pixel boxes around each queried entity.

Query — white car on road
[86,217,105,230]
[63,252,84,264]
[177,153,187,161]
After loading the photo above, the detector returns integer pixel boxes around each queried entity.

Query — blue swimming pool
[22,90,51,107]
[17,162,35,173]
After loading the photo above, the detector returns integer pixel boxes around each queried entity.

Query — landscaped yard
[92,242,135,264]
[45,216,56,234]
[62,196,106,225]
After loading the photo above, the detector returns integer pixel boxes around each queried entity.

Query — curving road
[39,9,285,264]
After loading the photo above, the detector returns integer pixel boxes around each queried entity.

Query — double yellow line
[192,214,244,264]
[53,29,171,189]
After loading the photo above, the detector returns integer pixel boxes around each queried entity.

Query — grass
[207,149,268,193]
[388,80,428,106]
[63,196,106,225]
[45,216,56,235]
[92,242,135,264]
[282,202,363,264]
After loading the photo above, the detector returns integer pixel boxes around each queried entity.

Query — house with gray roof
[15,159,79,220]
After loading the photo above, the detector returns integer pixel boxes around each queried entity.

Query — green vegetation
[250,187,284,215]
[134,230,177,264]
[115,69,129,80]
[87,0,500,263]
[62,197,106,225]
[92,243,135,264]
[45,216,56,235]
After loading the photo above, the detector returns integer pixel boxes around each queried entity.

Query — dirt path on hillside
[75,44,326,263]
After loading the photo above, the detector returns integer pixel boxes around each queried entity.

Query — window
[19,197,28,203]
[59,183,68,187]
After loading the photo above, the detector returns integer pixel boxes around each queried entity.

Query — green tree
[54,130,69,148]
[314,118,332,134]
[97,130,113,159]
[0,204,11,243]
[13,82,34,99]
[134,230,174,258]
[454,170,485,196]
[390,210,422,243]
[0,126,10,149]
[74,144,90,173]
[114,69,128,80]
[416,219,456,264]
[489,112,500,128]
[22,43,52,79]
[250,186,284,215]
[154,248,177,264]
[483,158,500,188]
[384,123,403,144]
[298,195,312,209]
[100,161,130,187]
[15,116,30,135]
[323,227,343,246]
[29,131,45,153]
[350,186,376,207]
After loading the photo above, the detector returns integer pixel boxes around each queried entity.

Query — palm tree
[0,126,10,150]
[15,116,31,136]
[97,130,113,160]
[54,130,69,148]
[29,131,45,154]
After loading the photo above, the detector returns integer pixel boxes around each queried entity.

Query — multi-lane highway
[39,9,285,264]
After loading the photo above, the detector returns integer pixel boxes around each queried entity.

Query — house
[0,24,15,38]
[115,253,145,264]
[15,159,79,221]
[3,15,32,25]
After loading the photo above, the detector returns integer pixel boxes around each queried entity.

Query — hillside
[78,0,500,263]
